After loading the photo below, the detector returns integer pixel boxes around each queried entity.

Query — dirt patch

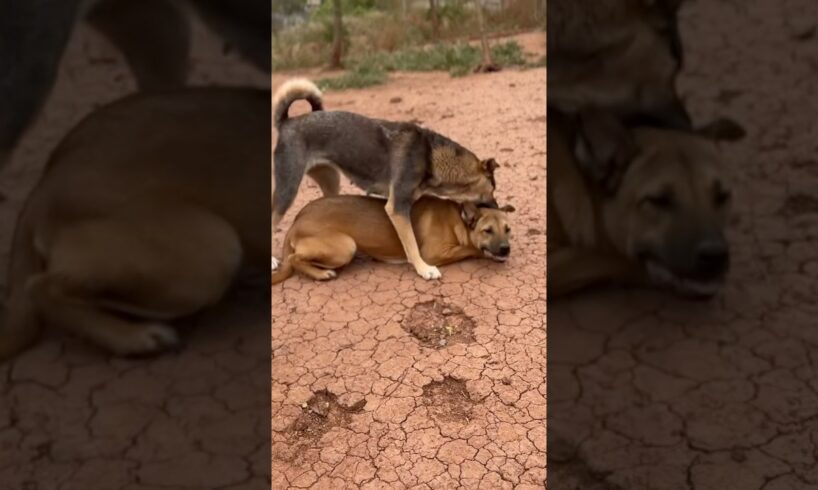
[781,193,818,216]
[421,377,474,423]
[402,300,476,348]
[279,390,365,462]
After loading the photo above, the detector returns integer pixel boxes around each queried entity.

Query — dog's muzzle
[483,245,510,262]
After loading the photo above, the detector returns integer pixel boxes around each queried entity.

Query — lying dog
[272,196,513,284]
[272,79,499,281]
[0,87,269,359]
[547,107,744,298]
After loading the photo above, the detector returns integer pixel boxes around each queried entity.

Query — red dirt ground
[271,44,547,487]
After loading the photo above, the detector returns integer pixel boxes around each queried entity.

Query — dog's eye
[483,228,494,234]
[644,193,674,209]
[504,226,511,234]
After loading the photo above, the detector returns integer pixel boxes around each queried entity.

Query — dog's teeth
[271,257,280,270]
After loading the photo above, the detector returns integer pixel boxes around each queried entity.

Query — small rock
[389,96,403,103]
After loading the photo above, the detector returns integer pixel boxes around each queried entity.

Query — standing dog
[0,87,269,359]
[548,0,691,128]
[548,108,743,298]
[272,196,513,284]
[272,79,499,280]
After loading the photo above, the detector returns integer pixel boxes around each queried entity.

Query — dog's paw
[114,323,180,357]
[417,264,442,280]
[271,257,280,270]
[317,269,337,281]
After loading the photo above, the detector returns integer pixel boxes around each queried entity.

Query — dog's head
[573,109,744,298]
[427,145,499,207]
[548,0,690,129]
[461,202,514,262]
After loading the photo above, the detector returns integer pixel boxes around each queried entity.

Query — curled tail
[273,78,323,130]
[271,235,295,285]
[0,214,43,361]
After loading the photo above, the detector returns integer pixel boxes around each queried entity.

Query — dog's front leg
[548,247,642,298]
[385,194,441,280]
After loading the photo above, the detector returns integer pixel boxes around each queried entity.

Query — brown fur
[548,108,740,298]
[0,88,269,359]
[272,196,512,284]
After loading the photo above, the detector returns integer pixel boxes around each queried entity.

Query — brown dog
[0,87,269,359]
[272,196,513,284]
[548,108,743,298]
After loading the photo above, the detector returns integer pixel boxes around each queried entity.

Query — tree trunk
[429,0,440,40]
[474,0,499,72]
[329,0,344,69]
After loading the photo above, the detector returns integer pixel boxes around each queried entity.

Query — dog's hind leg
[30,208,242,356]
[308,165,341,197]
[289,234,356,281]
[272,144,307,269]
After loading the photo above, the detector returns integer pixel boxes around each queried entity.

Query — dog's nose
[498,245,510,257]
[695,240,729,278]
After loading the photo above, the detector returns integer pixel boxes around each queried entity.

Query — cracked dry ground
[549,1,818,489]
[272,69,547,488]
[0,25,271,489]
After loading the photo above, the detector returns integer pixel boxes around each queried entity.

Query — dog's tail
[271,237,295,285]
[273,78,323,130]
[0,214,43,361]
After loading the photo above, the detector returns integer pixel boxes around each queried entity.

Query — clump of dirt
[279,390,366,462]
[781,193,818,217]
[402,300,476,348]
[422,377,474,423]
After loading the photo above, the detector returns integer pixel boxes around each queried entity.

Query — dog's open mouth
[482,249,509,262]
[643,259,725,299]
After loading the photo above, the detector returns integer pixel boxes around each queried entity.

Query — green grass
[363,40,526,76]
[316,62,388,91]
[315,40,527,91]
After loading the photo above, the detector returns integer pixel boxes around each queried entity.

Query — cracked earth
[0,22,270,489]
[548,1,818,488]
[271,38,547,488]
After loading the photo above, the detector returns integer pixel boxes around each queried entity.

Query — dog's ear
[574,109,636,193]
[696,117,747,142]
[461,202,480,228]
[482,158,499,174]
[499,204,516,213]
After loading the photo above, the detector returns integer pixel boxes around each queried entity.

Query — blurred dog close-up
[0,87,270,359]
[548,0,690,128]
[547,107,744,299]
[0,0,269,173]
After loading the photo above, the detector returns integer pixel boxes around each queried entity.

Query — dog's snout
[695,240,729,278]
[498,244,510,257]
